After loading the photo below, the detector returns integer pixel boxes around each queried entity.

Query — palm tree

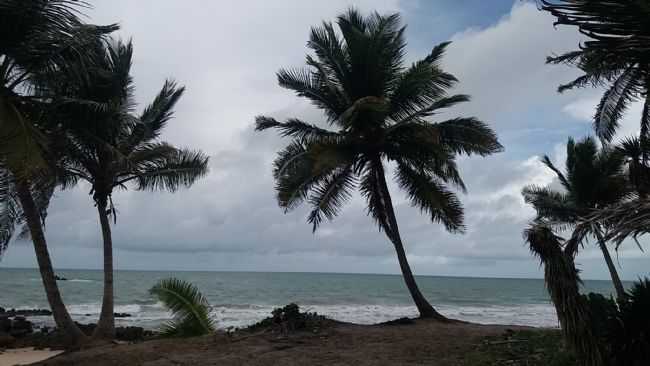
[256,9,502,319]
[54,40,210,339]
[523,136,629,300]
[150,278,216,337]
[0,0,116,344]
[541,0,650,144]
[524,222,604,366]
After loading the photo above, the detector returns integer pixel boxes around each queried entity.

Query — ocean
[0,268,622,330]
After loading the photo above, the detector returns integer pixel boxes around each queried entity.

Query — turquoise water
[0,268,622,329]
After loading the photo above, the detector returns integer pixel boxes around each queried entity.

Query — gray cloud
[2,1,648,280]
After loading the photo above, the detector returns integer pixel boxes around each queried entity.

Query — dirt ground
[31,319,533,366]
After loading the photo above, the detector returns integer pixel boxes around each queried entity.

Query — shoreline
[0,348,64,365]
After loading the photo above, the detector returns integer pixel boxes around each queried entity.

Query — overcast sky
[2,0,648,280]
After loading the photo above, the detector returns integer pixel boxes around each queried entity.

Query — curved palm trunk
[92,202,115,339]
[527,227,604,366]
[15,181,86,345]
[594,230,626,301]
[375,164,446,320]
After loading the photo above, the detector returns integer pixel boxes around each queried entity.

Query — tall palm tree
[256,9,502,319]
[523,136,629,300]
[541,0,650,144]
[54,40,210,339]
[0,0,116,344]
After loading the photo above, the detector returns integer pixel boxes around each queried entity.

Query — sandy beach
[28,320,570,366]
[0,348,63,366]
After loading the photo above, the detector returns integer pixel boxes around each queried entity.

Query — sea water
[0,268,622,329]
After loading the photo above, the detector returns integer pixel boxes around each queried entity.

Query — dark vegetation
[245,303,330,334]
[523,2,650,365]
[463,329,577,366]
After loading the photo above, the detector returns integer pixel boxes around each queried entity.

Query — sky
[2,0,649,280]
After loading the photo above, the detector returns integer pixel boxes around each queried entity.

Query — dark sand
[34,319,532,366]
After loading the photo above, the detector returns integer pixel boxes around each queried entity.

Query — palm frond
[389,42,457,122]
[594,67,640,143]
[395,161,464,232]
[359,160,392,235]
[150,277,215,338]
[522,185,577,223]
[129,80,185,147]
[307,164,355,231]
[434,117,503,156]
[541,155,571,191]
[128,148,209,193]
[254,116,341,144]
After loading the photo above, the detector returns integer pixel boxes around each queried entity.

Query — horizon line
[0,266,625,282]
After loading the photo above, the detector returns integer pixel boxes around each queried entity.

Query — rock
[10,316,33,337]
[114,312,132,318]
[115,326,144,342]
[1,309,52,317]
[0,317,10,333]
[0,332,15,348]
[55,275,67,281]
[0,307,5,314]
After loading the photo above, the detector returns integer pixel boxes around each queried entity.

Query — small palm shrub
[150,278,216,338]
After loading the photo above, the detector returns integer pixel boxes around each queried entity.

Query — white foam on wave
[66,279,95,283]
[211,303,559,329]
[26,302,559,330]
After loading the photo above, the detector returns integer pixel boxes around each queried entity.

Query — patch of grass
[463,329,577,366]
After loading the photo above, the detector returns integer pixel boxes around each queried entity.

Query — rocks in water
[114,312,132,318]
[0,308,52,317]
[54,275,67,281]
[9,316,33,337]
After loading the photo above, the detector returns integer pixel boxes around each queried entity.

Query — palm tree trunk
[375,163,447,320]
[594,230,626,301]
[92,202,115,339]
[15,181,86,345]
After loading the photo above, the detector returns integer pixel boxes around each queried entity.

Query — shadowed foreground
[34,320,568,366]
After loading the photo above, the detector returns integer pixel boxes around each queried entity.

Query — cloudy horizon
[2,0,648,281]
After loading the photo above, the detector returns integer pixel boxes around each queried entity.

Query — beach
[0,348,63,366]
[28,319,570,366]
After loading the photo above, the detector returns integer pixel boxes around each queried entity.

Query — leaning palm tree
[0,0,116,344]
[523,136,629,300]
[541,0,650,144]
[256,9,502,319]
[150,278,216,338]
[524,222,604,366]
[55,40,210,339]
